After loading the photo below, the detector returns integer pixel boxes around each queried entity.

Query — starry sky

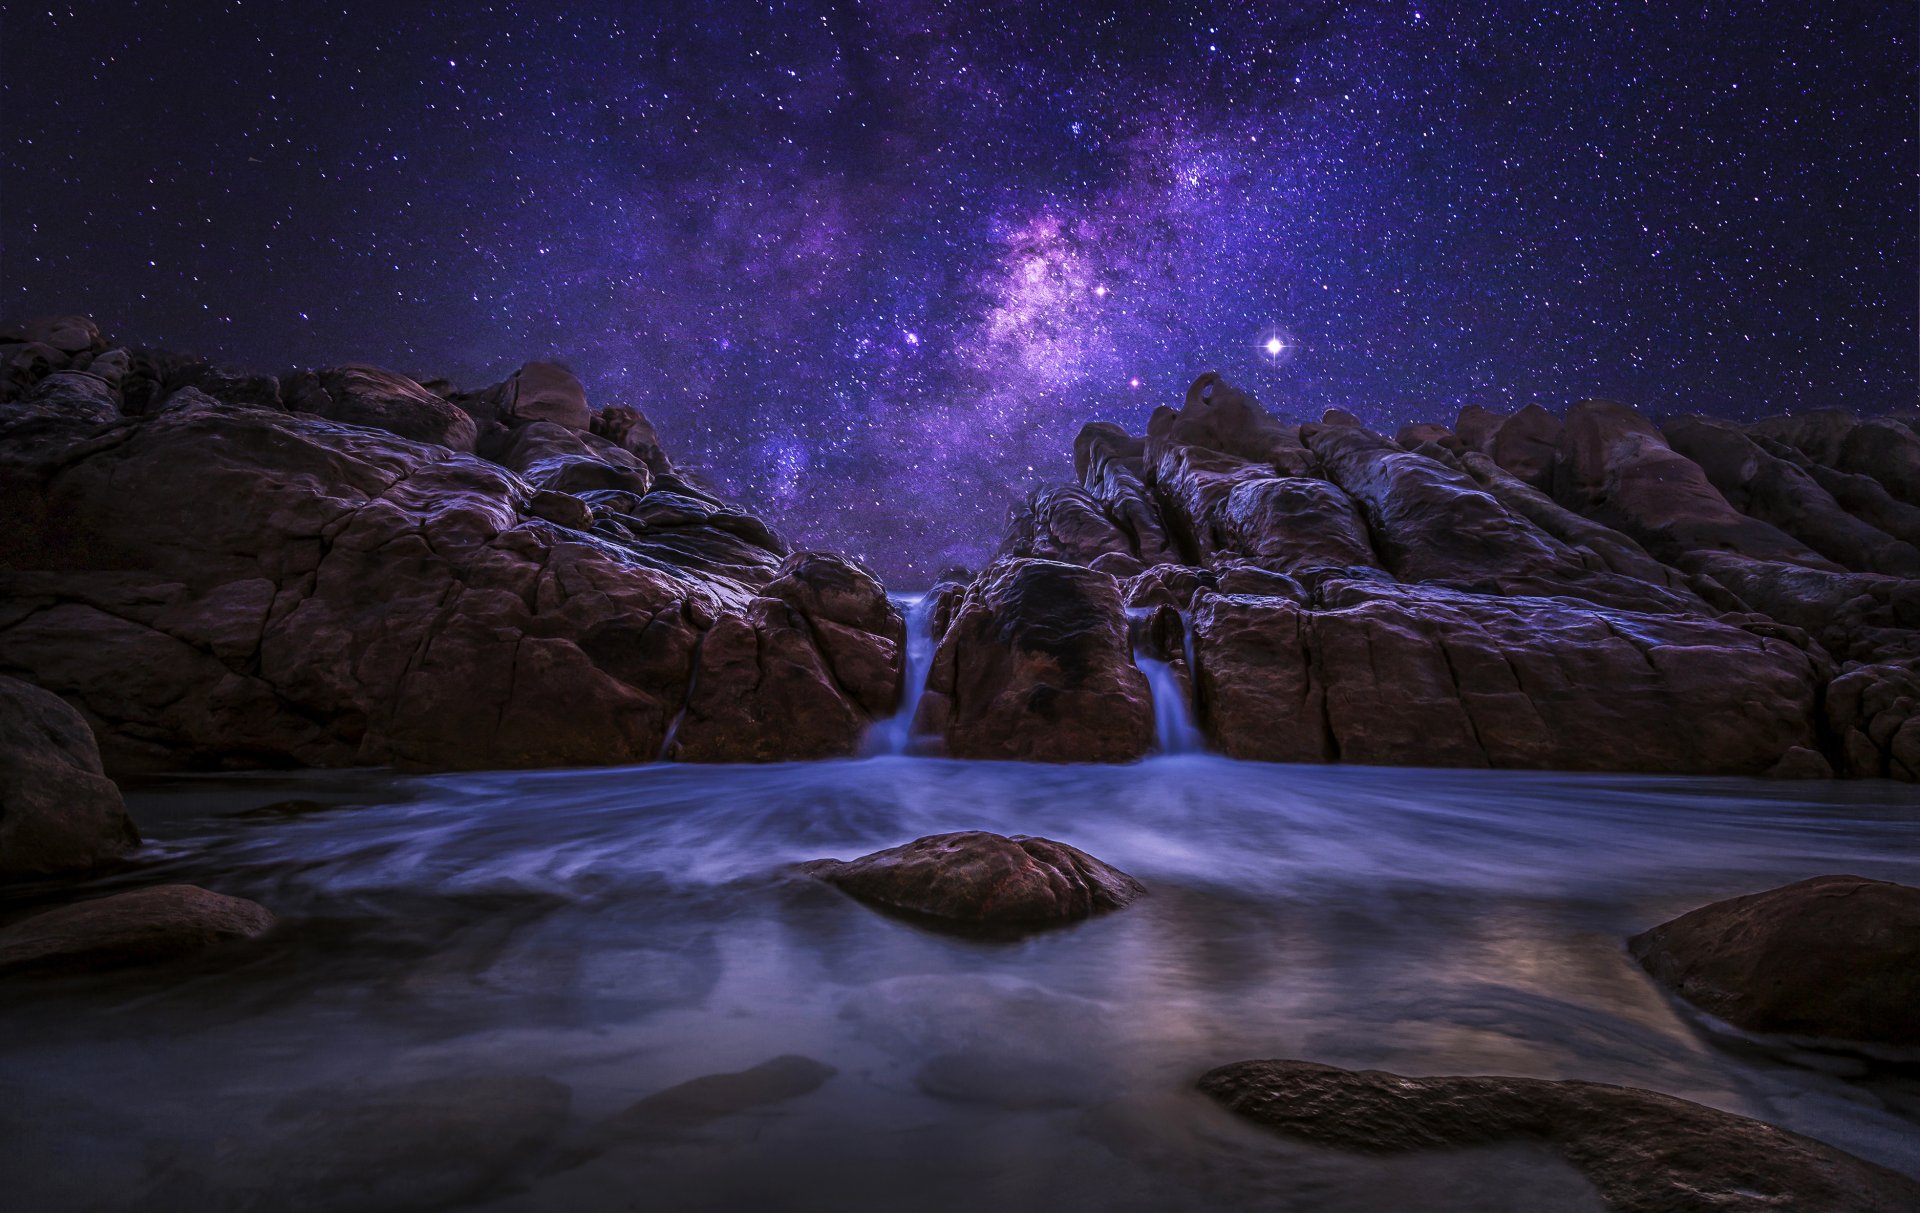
[5,1,1915,582]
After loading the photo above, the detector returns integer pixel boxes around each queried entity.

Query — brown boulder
[1487,403,1563,488]
[0,884,273,975]
[287,364,478,451]
[912,559,1153,762]
[1631,875,1920,1048]
[1201,1058,1918,1213]
[805,831,1144,928]
[0,676,139,879]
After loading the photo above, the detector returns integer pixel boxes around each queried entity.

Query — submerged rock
[0,676,140,879]
[1200,1058,1919,1213]
[1629,875,1920,1048]
[0,884,273,975]
[805,830,1145,929]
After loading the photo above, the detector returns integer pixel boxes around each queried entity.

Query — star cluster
[5,1,1914,581]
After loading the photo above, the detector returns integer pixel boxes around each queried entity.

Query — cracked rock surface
[0,320,903,772]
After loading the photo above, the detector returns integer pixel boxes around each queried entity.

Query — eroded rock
[1629,875,1920,1048]
[805,830,1145,928]
[0,676,139,880]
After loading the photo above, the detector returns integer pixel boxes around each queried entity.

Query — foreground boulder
[0,676,139,879]
[804,831,1144,929]
[0,321,902,772]
[1629,875,1920,1048]
[0,884,274,975]
[912,559,1152,761]
[1201,1058,1919,1213]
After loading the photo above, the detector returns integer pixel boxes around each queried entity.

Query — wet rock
[0,394,893,772]
[0,676,139,880]
[286,364,478,451]
[0,884,272,975]
[912,558,1153,761]
[1200,1058,1918,1213]
[1629,875,1920,1048]
[805,830,1145,928]
[1190,582,1821,773]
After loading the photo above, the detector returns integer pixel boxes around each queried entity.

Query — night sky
[5,2,1915,582]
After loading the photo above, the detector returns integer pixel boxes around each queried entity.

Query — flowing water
[3,758,1918,1212]
[862,594,936,756]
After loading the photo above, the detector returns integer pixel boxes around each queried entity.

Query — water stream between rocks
[2,758,1917,1212]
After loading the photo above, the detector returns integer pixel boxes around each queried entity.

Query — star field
[4,1,1915,581]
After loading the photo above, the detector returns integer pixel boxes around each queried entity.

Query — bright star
[1264,337,1284,356]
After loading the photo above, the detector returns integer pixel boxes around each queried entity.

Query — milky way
[5,2,1914,581]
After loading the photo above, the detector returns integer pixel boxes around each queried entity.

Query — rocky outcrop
[0,884,273,975]
[1200,1058,1919,1213]
[805,831,1144,929]
[0,676,140,879]
[0,317,902,772]
[911,559,1152,761]
[1629,875,1920,1048]
[1189,581,1819,772]
[286,364,478,452]
[963,372,1918,776]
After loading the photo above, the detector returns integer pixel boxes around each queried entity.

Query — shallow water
[3,758,1918,1212]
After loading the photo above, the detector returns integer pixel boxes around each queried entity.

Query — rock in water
[805,831,1144,929]
[1628,875,1920,1048]
[910,558,1153,762]
[1200,1058,1920,1213]
[0,676,139,879]
[0,884,273,975]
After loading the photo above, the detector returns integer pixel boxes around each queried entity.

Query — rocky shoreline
[3,316,1917,782]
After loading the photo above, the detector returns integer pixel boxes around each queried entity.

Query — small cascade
[1129,607,1206,755]
[863,592,937,756]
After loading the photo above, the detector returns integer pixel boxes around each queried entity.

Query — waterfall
[1130,609,1205,755]
[863,592,936,756]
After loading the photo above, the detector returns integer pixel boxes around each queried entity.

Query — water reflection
[1,758,1916,1211]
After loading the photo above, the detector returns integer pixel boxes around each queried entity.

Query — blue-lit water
[2,758,1917,1211]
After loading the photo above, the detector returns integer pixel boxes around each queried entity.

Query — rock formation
[804,831,1145,930]
[1629,875,1920,1048]
[972,373,1920,774]
[0,675,140,879]
[1200,1058,1919,1213]
[0,317,905,772]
